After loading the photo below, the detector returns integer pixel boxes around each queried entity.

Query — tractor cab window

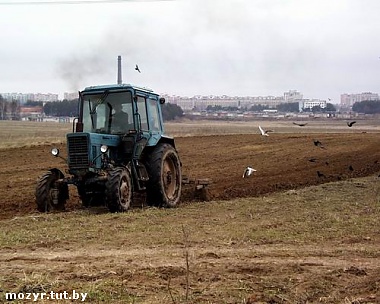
[136,96,148,130]
[147,98,161,131]
[82,97,108,133]
[82,91,133,134]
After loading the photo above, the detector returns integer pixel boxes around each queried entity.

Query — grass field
[0,176,379,303]
[0,121,71,149]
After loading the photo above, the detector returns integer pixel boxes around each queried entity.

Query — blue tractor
[35,81,182,212]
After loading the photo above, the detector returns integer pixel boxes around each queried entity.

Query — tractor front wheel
[35,169,68,212]
[146,143,182,208]
[106,167,133,212]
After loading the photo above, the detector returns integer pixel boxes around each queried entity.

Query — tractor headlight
[51,148,59,157]
[100,145,108,153]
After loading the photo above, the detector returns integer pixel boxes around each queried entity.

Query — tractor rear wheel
[146,143,182,208]
[106,167,132,212]
[35,169,68,212]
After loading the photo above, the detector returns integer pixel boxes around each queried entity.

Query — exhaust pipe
[117,55,122,84]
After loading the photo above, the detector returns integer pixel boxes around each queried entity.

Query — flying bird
[293,122,308,127]
[243,166,256,178]
[308,158,318,163]
[348,165,354,171]
[135,64,141,73]
[258,126,272,136]
[313,139,325,149]
[347,121,356,127]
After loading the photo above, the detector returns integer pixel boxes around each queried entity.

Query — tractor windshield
[82,91,134,134]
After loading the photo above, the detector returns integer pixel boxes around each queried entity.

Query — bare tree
[10,100,19,120]
[0,95,7,120]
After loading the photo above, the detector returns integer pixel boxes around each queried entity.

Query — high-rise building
[340,92,379,107]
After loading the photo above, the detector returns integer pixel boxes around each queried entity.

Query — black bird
[313,139,325,149]
[293,122,308,127]
[135,64,141,73]
[348,165,354,171]
[308,158,318,162]
[317,171,325,178]
[347,121,356,127]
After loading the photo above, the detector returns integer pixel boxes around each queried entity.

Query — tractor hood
[66,132,121,171]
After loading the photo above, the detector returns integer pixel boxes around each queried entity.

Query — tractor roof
[82,83,156,95]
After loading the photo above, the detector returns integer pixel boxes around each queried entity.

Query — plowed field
[1,129,380,219]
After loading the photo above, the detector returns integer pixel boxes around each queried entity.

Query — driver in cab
[111,103,129,133]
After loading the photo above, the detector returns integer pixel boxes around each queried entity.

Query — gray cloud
[2,0,380,102]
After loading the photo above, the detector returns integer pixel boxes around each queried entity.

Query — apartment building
[0,92,58,103]
[163,90,302,111]
[299,99,327,111]
[340,92,379,107]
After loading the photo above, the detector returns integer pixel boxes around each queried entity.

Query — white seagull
[259,126,272,136]
[243,166,257,178]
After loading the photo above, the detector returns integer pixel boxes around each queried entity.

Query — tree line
[0,95,19,120]
[43,99,79,117]
[161,103,183,121]
[352,100,380,114]
[4,94,380,120]
[0,95,184,121]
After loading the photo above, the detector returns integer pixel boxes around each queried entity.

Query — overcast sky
[1,0,380,102]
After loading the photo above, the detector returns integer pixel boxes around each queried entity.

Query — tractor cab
[78,84,165,143]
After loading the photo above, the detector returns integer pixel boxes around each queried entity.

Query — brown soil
[1,133,380,220]
[178,133,380,201]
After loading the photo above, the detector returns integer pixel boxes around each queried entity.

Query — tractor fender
[48,168,65,179]
[157,135,176,149]
[43,168,69,200]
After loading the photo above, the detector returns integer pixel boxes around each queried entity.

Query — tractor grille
[68,135,89,169]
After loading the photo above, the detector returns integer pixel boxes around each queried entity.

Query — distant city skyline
[0,90,380,106]
[3,90,379,109]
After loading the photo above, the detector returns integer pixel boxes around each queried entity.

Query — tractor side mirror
[159,97,165,104]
